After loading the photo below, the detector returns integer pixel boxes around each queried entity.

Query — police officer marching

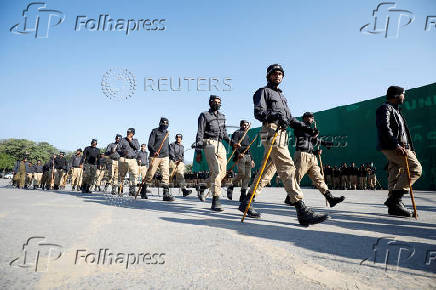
[105,134,121,195]
[169,134,192,197]
[227,120,254,202]
[81,139,100,193]
[137,143,149,190]
[240,64,328,226]
[194,95,230,211]
[118,128,140,196]
[142,118,174,201]
[291,112,345,207]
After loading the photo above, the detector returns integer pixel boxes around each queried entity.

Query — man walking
[227,120,254,202]
[376,85,422,217]
[194,95,230,211]
[169,134,192,197]
[240,64,328,226]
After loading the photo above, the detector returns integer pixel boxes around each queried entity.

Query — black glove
[304,127,318,137]
[266,112,281,123]
[277,118,288,129]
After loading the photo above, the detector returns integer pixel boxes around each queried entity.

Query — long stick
[169,161,179,181]
[404,155,418,219]
[225,134,258,177]
[241,128,279,223]
[135,132,169,199]
[227,125,251,163]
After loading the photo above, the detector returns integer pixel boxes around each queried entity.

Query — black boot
[227,185,234,200]
[324,191,345,208]
[111,185,117,195]
[104,184,109,192]
[239,188,247,202]
[72,185,76,191]
[238,193,261,218]
[211,196,224,212]
[197,185,206,202]
[163,186,175,201]
[384,190,412,217]
[284,195,291,205]
[140,185,148,199]
[86,185,92,193]
[182,188,192,197]
[53,185,59,190]
[292,200,329,227]
[33,185,37,190]
[129,186,136,197]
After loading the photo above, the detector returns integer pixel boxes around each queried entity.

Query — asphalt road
[0,179,435,289]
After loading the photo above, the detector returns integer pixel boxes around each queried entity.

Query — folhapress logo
[10,2,65,39]
[9,236,63,272]
[360,2,414,38]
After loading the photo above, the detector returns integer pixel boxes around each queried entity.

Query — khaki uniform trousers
[203,139,227,197]
[325,174,332,187]
[41,171,49,187]
[359,177,367,190]
[341,175,349,189]
[138,165,148,182]
[350,175,358,190]
[26,173,33,187]
[169,160,186,188]
[248,123,304,204]
[54,169,65,187]
[232,154,252,190]
[71,167,83,187]
[294,150,329,194]
[95,169,106,186]
[145,156,169,185]
[107,160,119,186]
[119,157,139,187]
[333,176,340,189]
[32,173,43,186]
[369,174,376,189]
[381,149,422,192]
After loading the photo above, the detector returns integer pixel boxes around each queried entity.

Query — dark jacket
[34,164,43,173]
[294,122,330,154]
[42,162,50,173]
[97,157,106,170]
[376,102,414,151]
[196,110,230,147]
[148,128,169,157]
[105,142,121,160]
[82,146,100,165]
[118,137,140,159]
[253,83,307,130]
[137,150,149,166]
[230,129,252,161]
[54,156,68,170]
[70,155,82,168]
[169,142,184,162]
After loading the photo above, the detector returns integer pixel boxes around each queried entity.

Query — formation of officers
[323,162,377,190]
[11,64,423,226]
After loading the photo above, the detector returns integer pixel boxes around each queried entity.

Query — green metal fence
[193,82,436,190]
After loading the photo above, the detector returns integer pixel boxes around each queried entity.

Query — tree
[0,152,15,171]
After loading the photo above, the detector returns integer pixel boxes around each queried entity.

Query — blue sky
[1,0,435,161]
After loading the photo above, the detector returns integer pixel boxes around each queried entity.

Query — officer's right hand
[154,152,159,157]
[395,145,406,156]
[277,118,288,129]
